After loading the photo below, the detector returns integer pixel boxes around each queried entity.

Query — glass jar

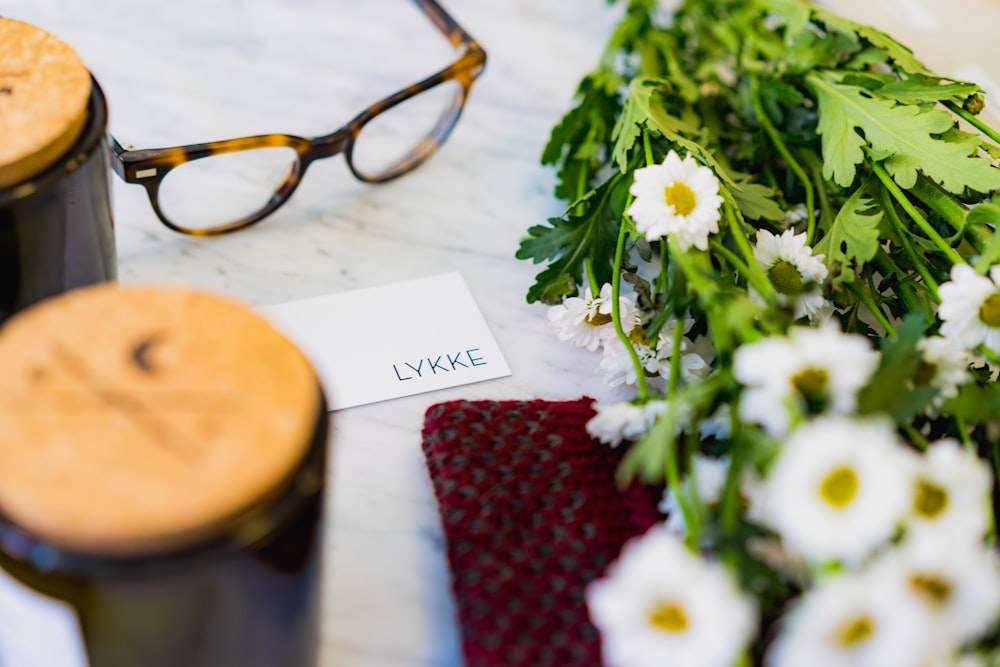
[0,19,116,325]
[0,285,328,667]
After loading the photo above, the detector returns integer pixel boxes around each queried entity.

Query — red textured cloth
[421,397,661,667]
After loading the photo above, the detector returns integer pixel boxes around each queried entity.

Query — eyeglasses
[108,0,486,236]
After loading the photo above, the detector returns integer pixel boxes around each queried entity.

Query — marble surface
[2,0,998,665]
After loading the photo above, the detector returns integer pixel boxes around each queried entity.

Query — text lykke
[393,348,486,381]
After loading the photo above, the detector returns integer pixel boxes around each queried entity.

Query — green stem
[944,99,1000,145]
[904,424,930,451]
[668,317,685,396]
[724,203,777,302]
[844,282,896,336]
[874,249,930,317]
[870,160,965,266]
[668,238,717,303]
[910,176,989,255]
[711,239,755,281]
[664,424,696,551]
[956,417,974,454]
[643,130,655,166]
[879,186,940,300]
[801,149,833,233]
[613,206,650,400]
[750,77,816,243]
[584,257,601,296]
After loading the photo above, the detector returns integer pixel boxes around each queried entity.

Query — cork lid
[0,285,323,557]
[0,19,92,190]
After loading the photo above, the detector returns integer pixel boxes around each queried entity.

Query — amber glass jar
[0,285,327,667]
[0,19,116,325]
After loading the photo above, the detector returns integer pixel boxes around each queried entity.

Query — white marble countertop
[3,0,998,665]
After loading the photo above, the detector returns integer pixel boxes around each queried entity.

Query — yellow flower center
[649,601,689,634]
[911,360,937,387]
[913,478,948,519]
[910,574,953,606]
[665,182,697,216]
[834,615,875,648]
[768,260,805,295]
[791,367,829,413]
[820,466,859,509]
[979,292,1000,328]
[586,312,613,326]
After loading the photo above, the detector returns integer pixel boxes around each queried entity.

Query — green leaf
[815,10,929,75]
[729,180,786,222]
[611,91,650,173]
[630,78,740,189]
[757,80,805,124]
[808,74,1000,193]
[542,70,623,201]
[876,74,980,104]
[617,377,722,485]
[970,200,1000,272]
[857,312,936,421]
[516,176,625,303]
[940,381,1000,423]
[814,187,882,285]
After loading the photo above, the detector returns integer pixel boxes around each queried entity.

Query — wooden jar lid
[0,285,323,557]
[0,18,92,190]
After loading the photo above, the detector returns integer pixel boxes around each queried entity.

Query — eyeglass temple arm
[108,134,129,181]
[413,0,481,51]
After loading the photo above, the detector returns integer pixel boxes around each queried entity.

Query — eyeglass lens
[350,80,464,180]
[154,80,466,233]
[157,147,298,232]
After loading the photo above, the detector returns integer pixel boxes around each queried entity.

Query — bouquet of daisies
[518,0,1000,665]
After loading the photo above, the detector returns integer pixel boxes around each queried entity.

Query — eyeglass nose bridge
[304,127,355,163]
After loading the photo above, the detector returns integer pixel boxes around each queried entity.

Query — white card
[0,565,89,667]
[257,273,511,411]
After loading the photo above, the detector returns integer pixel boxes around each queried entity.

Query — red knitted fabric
[421,397,661,667]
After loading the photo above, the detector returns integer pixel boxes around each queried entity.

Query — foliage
[520,0,1000,664]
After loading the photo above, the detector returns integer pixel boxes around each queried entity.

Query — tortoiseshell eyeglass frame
[108,0,486,236]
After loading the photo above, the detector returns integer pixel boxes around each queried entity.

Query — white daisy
[587,529,757,667]
[753,228,832,323]
[599,325,708,389]
[784,203,810,226]
[905,439,993,544]
[626,150,723,251]
[547,283,638,351]
[914,337,973,408]
[766,567,934,667]
[659,454,730,535]
[759,416,916,566]
[586,399,671,447]
[938,263,1000,354]
[870,534,1000,646]
[698,404,731,441]
[733,324,879,436]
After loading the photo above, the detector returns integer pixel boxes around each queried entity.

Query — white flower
[659,454,730,534]
[767,567,934,667]
[759,416,915,566]
[915,336,973,408]
[753,228,832,323]
[784,203,810,226]
[587,529,756,667]
[698,404,731,441]
[905,439,993,544]
[599,324,708,389]
[733,324,879,436]
[938,263,1000,354]
[626,150,723,251]
[547,283,638,351]
[587,400,670,447]
[870,535,1000,646]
